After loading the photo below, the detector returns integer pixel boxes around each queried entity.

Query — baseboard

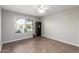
[2,36,33,44]
[42,35,79,47]
[1,35,79,47]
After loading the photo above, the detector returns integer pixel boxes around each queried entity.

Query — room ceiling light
[38,9,45,14]
[37,5,49,14]
[39,5,49,10]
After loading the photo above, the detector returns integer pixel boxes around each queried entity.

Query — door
[35,22,41,36]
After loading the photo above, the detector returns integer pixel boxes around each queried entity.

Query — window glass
[26,20,33,32]
[15,19,33,33]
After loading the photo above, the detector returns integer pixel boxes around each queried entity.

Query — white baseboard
[42,35,79,47]
[2,35,79,47]
[2,36,33,44]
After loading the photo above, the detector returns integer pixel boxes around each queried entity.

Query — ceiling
[0,5,79,17]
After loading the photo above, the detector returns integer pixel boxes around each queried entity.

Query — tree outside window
[15,19,33,33]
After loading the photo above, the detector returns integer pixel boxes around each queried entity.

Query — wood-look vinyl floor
[1,36,79,53]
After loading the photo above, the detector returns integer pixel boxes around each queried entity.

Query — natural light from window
[15,19,33,33]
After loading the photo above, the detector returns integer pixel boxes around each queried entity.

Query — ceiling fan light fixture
[39,5,44,9]
[37,5,49,14]
[38,9,45,14]
[39,5,49,10]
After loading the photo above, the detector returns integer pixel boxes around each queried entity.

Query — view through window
[15,19,33,33]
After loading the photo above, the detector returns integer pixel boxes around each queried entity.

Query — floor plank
[1,36,79,53]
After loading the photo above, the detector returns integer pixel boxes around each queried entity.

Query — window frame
[15,18,34,34]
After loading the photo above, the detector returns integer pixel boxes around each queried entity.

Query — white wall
[41,7,79,47]
[0,8,1,43]
[1,9,40,43]
[0,8,1,51]
[78,17,79,44]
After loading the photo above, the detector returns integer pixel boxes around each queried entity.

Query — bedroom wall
[0,8,1,51]
[1,9,40,43]
[78,17,79,44]
[41,7,79,47]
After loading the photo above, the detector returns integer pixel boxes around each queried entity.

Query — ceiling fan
[37,5,50,14]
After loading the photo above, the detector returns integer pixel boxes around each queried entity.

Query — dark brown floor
[1,36,79,53]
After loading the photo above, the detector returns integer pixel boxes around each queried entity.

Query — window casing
[15,19,33,33]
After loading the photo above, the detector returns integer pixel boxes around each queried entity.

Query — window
[15,19,33,33]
